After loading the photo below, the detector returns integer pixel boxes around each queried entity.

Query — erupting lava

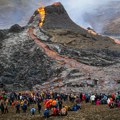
[37,6,45,27]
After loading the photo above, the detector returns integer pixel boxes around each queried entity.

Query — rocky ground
[0,102,120,120]
[0,3,120,93]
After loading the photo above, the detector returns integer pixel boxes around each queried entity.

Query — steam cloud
[0,0,119,30]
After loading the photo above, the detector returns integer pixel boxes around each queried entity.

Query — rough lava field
[0,3,120,94]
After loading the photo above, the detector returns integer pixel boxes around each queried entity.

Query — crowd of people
[0,90,120,118]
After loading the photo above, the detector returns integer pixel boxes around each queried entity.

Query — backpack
[72,105,77,111]
[44,109,49,117]
[109,102,115,109]
[38,103,41,110]
[16,103,20,109]
[61,108,67,116]
[30,108,36,115]
[22,103,27,110]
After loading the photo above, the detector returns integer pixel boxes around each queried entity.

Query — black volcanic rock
[0,30,5,39]
[9,24,24,33]
[43,3,87,34]
[42,3,120,52]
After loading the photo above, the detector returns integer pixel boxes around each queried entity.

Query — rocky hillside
[0,2,120,93]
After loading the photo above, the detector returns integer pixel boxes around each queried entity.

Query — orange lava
[37,6,45,27]
[28,27,90,72]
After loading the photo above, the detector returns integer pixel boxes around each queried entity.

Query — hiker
[30,107,36,115]
[96,99,100,105]
[111,93,115,101]
[90,94,96,105]
[52,100,58,108]
[109,101,115,109]
[69,94,75,103]
[82,93,86,101]
[115,99,120,108]
[45,99,52,109]
[80,93,83,101]
[85,93,90,103]
[52,107,59,116]
[0,101,4,114]
[101,94,107,104]
[75,96,81,103]
[4,99,9,113]
[15,101,20,113]
[60,106,67,116]
[37,102,41,114]
[71,104,80,111]
[0,95,2,100]
[44,108,50,118]
[75,96,81,109]
[58,99,63,110]
[107,98,111,105]
[22,101,27,113]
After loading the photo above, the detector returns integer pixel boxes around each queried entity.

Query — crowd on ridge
[0,90,120,118]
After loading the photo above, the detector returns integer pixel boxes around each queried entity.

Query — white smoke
[50,0,118,28]
[0,0,119,30]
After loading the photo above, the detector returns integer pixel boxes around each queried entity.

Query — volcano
[0,2,120,93]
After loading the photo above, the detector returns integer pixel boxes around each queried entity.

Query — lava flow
[37,6,45,27]
[28,6,92,73]
[28,27,88,70]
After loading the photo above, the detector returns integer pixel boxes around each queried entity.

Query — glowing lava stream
[28,5,92,72]
[28,27,91,72]
[27,4,98,74]
[37,6,45,27]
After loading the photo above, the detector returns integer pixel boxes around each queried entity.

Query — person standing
[37,102,41,114]
[0,101,4,114]
[15,101,20,113]
[30,107,36,115]
[90,94,96,105]
[4,99,9,113]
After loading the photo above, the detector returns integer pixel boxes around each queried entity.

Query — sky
[0,0,118,29]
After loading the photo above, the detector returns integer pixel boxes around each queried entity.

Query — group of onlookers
[0,91,120,118]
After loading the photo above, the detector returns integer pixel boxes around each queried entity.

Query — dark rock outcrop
[43,3,86,34]
[9,24,24,33]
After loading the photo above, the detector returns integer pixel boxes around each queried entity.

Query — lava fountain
[37,6,45,27]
